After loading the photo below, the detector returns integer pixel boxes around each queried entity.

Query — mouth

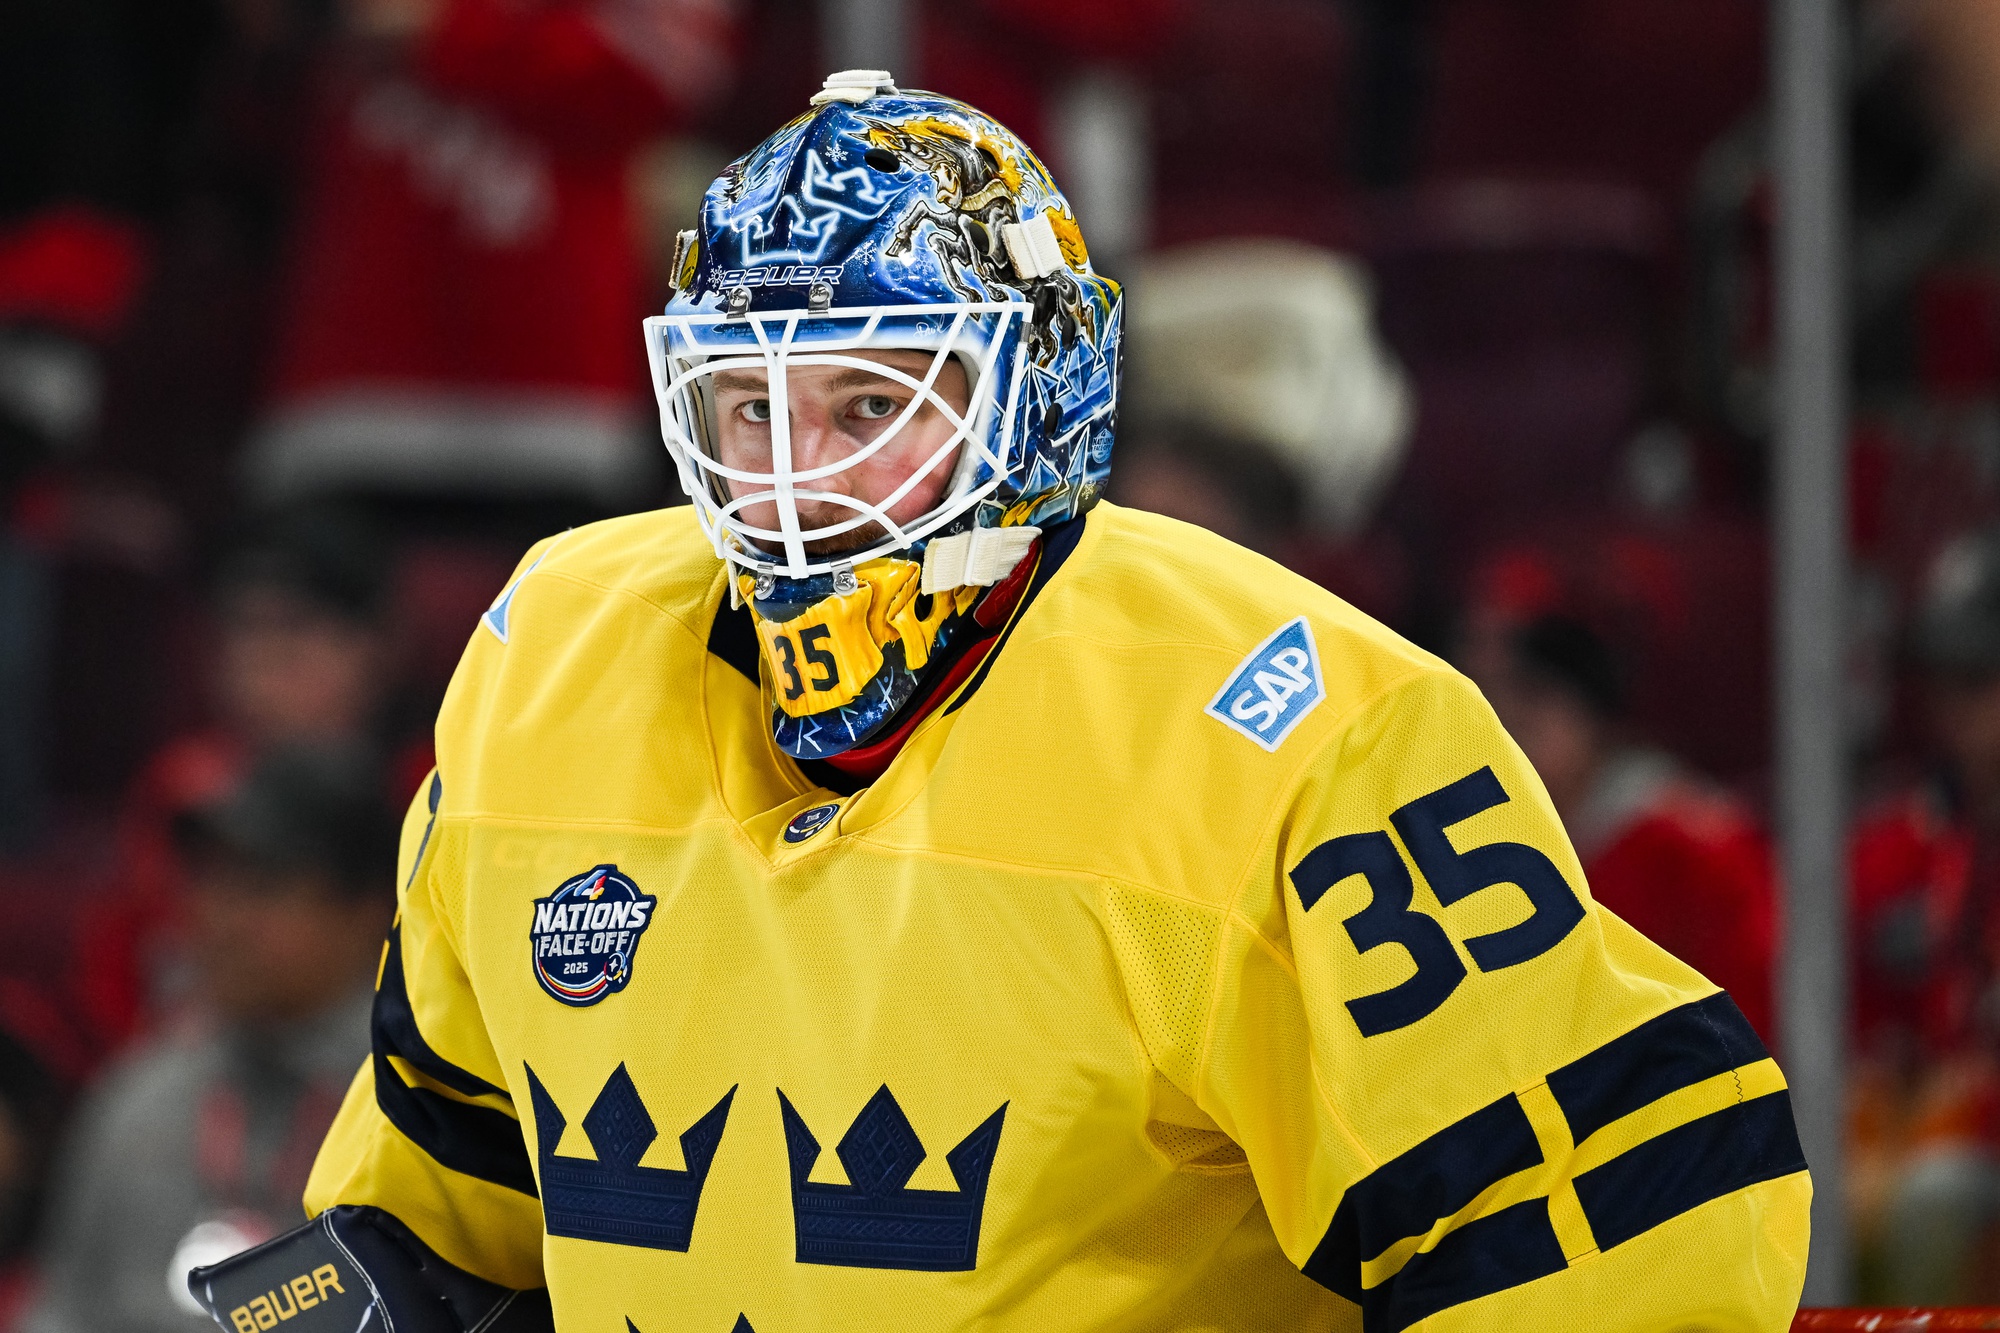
[753,521,899,560]
[726,491,922,561]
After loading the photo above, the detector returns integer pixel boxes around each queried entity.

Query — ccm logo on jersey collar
[530,865,657,1007]
[1206,617,1325,752]
[783,803,841,843]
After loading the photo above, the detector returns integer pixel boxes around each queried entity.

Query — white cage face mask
[645,303,1032,578]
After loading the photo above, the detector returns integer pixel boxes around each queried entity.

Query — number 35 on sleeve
[1288,766,1586,1037]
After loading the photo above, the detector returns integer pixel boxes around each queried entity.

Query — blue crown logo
[777,1085,1006,1272]
[525,1063,735,1252]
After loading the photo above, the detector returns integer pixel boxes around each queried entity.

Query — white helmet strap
[919,524,1041,595]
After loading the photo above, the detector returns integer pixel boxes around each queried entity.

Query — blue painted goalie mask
[643,71,1122,760]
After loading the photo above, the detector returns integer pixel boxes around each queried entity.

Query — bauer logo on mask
[530,865,657,1007]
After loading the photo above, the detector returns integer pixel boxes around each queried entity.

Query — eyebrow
[824,366,913,393]
[709,363,928,396]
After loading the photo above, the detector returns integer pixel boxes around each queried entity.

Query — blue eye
[741,400,772,423]
[853,395,898,420]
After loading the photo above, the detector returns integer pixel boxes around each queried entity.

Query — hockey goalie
[190,70,1811,1333]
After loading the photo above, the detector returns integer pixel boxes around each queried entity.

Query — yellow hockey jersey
[305,502,1810,1332]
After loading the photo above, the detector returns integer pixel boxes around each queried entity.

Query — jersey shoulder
[1029,502,1451,724]
[433,507,726,818]
[503,505,723,631]
[908,505,1474,899]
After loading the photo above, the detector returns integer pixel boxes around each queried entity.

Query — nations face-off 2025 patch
[529,864,657,1007]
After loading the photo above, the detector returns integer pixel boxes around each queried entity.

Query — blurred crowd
[6,0,2000,1322]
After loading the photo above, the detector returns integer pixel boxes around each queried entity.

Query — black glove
[185,1204,554,1332]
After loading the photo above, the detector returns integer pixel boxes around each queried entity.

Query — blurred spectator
[24,744,398,1333]
[0,208,151,849]
[1893,0,2000,189]
[1847,523,2000,1302]
[1115,238,1415,622]
[1464,611,1776,1039]
[1112,423,1308,555]
[1852,526,2000,1062]
[1123,240,1412,538]
[77,507,397,1051]
[244,0,738,535]
[1463,514,1773,785]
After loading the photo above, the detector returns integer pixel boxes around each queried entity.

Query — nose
[781,408,857,495]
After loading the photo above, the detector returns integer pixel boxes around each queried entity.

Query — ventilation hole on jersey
[864,148,901,172]
[1185,1139,1250,1171]
[1146,1121,1248,1172]
[1103,885,1223,1088]
[1147,1121,1216,1163]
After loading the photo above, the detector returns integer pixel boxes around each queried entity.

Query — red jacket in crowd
[248,0,735,507]
[1570,752,1777,1041]
[1850,789,2000,1059]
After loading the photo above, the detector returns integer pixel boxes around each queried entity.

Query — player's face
[710,350,970,557]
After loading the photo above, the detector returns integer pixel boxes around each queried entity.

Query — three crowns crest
[780,1085,1007,1272]
[526,1063,735,1252]
[525,1064,1005,1272]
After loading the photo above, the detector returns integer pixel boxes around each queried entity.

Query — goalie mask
[644,71,1122,760]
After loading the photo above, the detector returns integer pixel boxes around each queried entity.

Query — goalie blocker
[185,1205,553,1333]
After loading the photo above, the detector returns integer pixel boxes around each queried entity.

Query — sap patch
[483,544,554,644]
[1205,617,1325,752]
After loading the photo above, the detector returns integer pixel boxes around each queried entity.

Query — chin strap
[725,524,1041,611]
[920,524,1041,595]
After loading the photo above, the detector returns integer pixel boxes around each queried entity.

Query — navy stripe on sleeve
[1545,993,1768,1145]
[1573,1091,1806,1251]
[1302,1093,1543,1302]
[373,924,539,1197]
[1300,996,1796,1327]
[403,770,443,893]
[1360,1199,1568,1333]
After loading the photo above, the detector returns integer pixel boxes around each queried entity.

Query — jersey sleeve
[1186,668,1809,1331]
[303,769,545,1290]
